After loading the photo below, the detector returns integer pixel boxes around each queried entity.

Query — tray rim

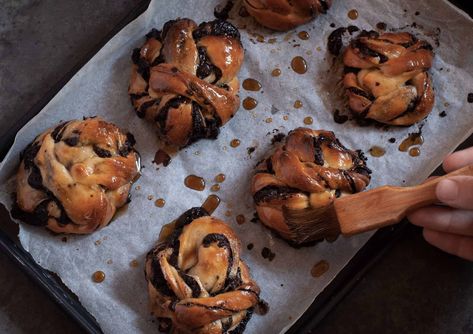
[1,1,472,333]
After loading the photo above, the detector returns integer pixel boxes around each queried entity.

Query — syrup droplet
[210,184,220,192]
[283,115,289,121]
[297,31,310,40]
[92,271,106,283]
[399,133,424,152]
[255,299,270,315]
[225,210,232,217]
[254,33,265,43]
[409,147,421,157]
[236,214,246,225]
[155,198,165,207]
[147,195,154,201]
[215,173,226,183]
[291,56,308,74]
[153,149,171,167]
[348,9,359,20]
[201,195,221,214]
[311,260,329,278]
[268,38,277,44]
[303,116,313,125]
[369,146,386,157]
[243,97,258,110]
[230,139,241,148]
[242,78,262,91]
[294,100,303,109]
[265,117,272,123]
[271,68,281,77]
[376,22,387,30]
[184,175,205,191]
[130,259,139,268]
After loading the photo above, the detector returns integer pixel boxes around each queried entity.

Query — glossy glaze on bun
[145,208,260,334]
[14,117,140,234]
[243,0,332,31]
[343,31,435,125]
[251,128,371,243]
[129,19,244,148]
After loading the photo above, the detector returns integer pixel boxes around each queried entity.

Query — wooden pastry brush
[283,165,473,244]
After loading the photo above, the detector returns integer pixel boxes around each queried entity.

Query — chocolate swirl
[145,208,260,333]
[129,18,244,148]
[343,31,435,126]
[251,128,371,243]
[243,0,332,31]
[14,117,140,234]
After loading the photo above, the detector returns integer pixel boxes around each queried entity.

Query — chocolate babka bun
[145,208,260,334]
[251,128,371,244]
[243,0,332,31]
[14,117,140,234]
[128,18,244,148]
[343,30,435,126]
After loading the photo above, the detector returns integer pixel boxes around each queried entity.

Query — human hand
[407,147,473,261]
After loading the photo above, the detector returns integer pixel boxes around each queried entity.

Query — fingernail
[436,179,458,203]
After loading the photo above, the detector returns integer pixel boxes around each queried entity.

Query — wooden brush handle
[336,165,473,235]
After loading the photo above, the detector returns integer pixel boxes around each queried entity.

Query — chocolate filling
[149,253,176,298]
[319,0,330,13]
[253,185,302,204]
[179,271,202,298]
[327,26,360,56]
[347,86,375,101]
[228,310,253,334]
[313,137,325,166]
[196,46,222,84]
[131,48,150,81]
[51,122,69,142]
[155,96,190,134]
[145,28,162,41]
[193,19,241,41]
[93,145,112,158]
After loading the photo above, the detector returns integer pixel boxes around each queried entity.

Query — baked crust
[251,128,371,243]
[129,19,244,148]
[145,208,260,334]
[14,117,140,234]
[343,31,435,126]
[243,0,332,31]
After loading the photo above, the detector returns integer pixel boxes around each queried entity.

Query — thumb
[436,176,473,210]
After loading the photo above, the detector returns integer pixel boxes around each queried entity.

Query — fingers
[443,146,473,173]
[408,206,473,236]
[436,176,473,210]
[423,229,473,261]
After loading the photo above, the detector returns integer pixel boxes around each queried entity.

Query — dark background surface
[0,1,472,333]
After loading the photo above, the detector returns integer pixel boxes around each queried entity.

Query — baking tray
[1,1,472,333]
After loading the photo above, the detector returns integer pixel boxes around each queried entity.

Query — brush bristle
[283,204,341,244]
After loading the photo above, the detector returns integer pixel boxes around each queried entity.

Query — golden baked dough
[129,19,244,148]
[251,128,371,243]
[343,31,435,126]
[145,208,260,334]
[14,117,140,234]
[243,0,332,31]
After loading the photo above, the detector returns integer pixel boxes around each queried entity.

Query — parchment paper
[1,0,473,333]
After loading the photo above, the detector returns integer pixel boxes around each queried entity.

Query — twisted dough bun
[129,19,244,148]
[145,208,260,334]
[14,117,140,234]
[251,128,371,243]
[243,0,332,31]
[343,31,435,126]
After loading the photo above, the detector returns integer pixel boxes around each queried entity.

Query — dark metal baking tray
[1,1,472,333]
